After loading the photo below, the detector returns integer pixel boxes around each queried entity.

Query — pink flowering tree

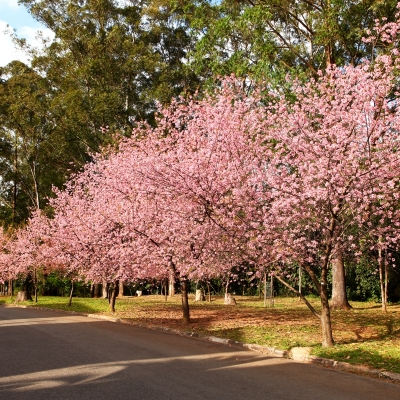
[49,149,197,312]
[5,211,53,302]
[47,78,270,318]
[0,228,12,290]
[355,185,400,313]
[256,49,400,345]
[125,81,271,316]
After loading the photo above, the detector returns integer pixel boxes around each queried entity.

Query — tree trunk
[118,281,124,297]
[270,275,274,307]
[224,279,237,305]
[168,270,175,297]
[12,146,17,225]
[93,283,101,298]
[29,162,40,210]
[320,270,334,347]
[300,253,335,347]
[331,250,352,310]
[181,279,190,324]
[68,281,74,307]
[33,269,38,303]
[109,280,119,313]
[21,276,32,301]
[90,283,94,298]
[263,272,267,307]
[384,261,388,313]
[207,282,211,302]
[163,279,168,301]
[378,249,388,313]
[298,266,302,301]
[102,281,109,299]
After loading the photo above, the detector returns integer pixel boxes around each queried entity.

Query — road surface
[0,306,398,399]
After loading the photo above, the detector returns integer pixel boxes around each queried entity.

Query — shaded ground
[112,296,397,342]
[109,295,400,373]
[2,294,399,373]
[2,306,399,400]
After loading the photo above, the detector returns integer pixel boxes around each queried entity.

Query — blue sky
[0,0,53,67]
[0,0,41,28]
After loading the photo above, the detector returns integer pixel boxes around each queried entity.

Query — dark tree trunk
[300,259,335,347]
[109,281,119,312]
[320,267,334,347]
[163,279,168,301]
[181,279,190,324]
[167,257,189,322]
[263,272,267,307]
[93,283,101,298]
[320,296,334,346]
[21,276,32,301]
[68,281,74,307]
[331,250,352,310]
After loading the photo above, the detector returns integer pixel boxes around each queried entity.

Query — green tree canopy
[188,0,399,83]
[0,0,199,226]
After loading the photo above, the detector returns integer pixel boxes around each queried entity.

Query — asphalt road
[0,306,398,400]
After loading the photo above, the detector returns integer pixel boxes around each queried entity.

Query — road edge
[4,303,400,384]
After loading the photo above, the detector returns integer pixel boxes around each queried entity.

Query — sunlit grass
[315,340,400,373]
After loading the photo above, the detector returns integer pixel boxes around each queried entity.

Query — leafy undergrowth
[3,294,400,374]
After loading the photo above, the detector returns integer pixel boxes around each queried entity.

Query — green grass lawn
[2,294,399,374]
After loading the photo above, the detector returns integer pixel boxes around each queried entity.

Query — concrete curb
[87,313,400,384]
[4,304,400,384]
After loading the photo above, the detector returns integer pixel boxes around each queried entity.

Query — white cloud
[0,21,55,67]
[0,20,30,66]
[0,0,19,9]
